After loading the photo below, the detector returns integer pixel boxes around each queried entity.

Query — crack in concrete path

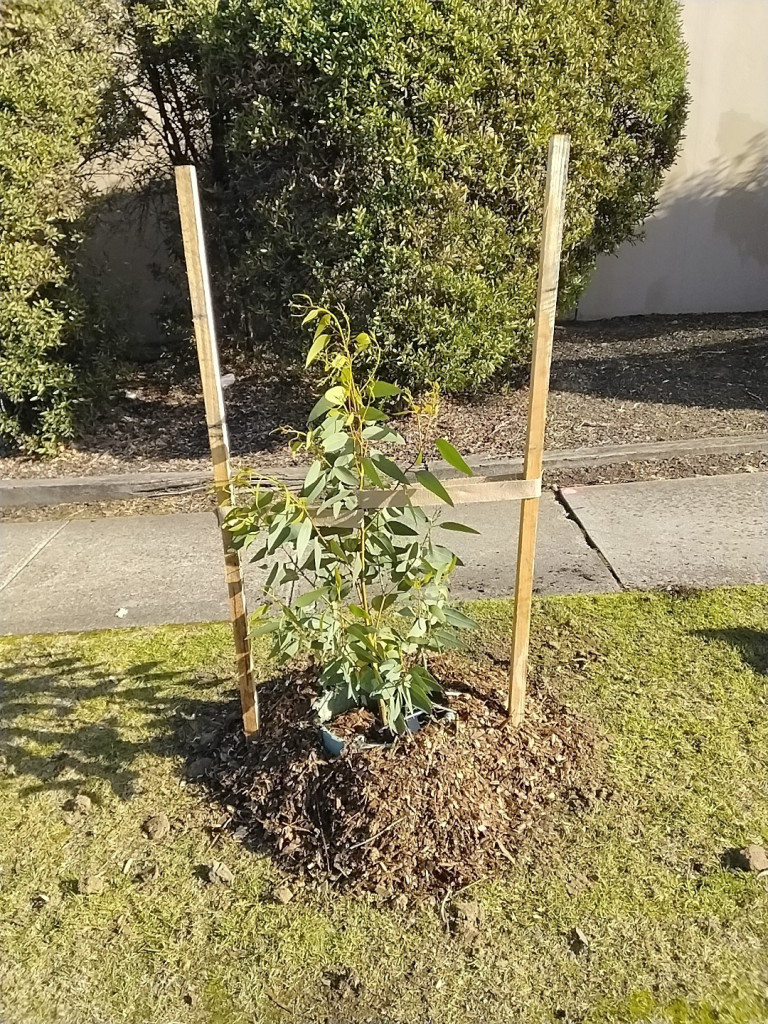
[0,520,69,593]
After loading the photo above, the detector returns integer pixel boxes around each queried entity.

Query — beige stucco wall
[577,0,768,319]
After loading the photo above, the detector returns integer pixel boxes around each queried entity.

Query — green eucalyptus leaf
[295,518,313,560]
[362,424,405,444]
[313,313,331,337]
[314,688,356,724]
[361,406,387,422]
[370,380,400,398]
[427,543,458,569]
[305,332,330,366]
[302,460,326,496]
[263,561,281,590]
[432,627,463,650]
[439,521,480,534]
[435,438,473,476]
[370,453,407,484]
[371,592,398,613]
[385,520,419,537]
[267,523,292,551]
[324,385,346,406]
[294,587,327,608]
[362,457,383,487]
[308,395,334,422]
[415,470,454,506]
[332,465,358,488]
[443,607,477,630]
[323,432,352,453]
[248,544,269,563]
[252,618,281,635]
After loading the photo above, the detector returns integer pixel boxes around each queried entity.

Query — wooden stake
[507,135,571,726]
[174,164,260,738]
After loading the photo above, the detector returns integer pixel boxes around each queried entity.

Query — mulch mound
[188,659,604,896]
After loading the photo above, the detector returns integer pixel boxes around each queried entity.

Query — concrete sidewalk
[1,473,766,636]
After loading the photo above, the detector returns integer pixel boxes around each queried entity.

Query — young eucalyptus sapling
[226,301,478,734]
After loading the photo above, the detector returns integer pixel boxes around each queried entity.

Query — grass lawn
[1,586,767,1024]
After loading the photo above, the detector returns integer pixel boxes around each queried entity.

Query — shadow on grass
[0,656,235,799]
[694,628,768,676]
[0,653,349,880]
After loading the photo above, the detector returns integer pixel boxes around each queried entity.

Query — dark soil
[2,312,766,480]
[187,661,603,897]
[326,706,379,742]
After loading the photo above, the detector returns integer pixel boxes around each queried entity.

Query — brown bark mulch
[1,309,768,481]
[186,659,604,898]
[2,312,766,481]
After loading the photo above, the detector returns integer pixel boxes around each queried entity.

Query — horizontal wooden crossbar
[315,474,541,526]
[358,475,542,508]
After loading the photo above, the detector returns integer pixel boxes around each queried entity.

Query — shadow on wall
[75,182,183,362]
[711,116,768,268]
[580,125,768,317]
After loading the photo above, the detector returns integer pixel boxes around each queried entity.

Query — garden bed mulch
[2,311,766,481]
[187,660,605,897]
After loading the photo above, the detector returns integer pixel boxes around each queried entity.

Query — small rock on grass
[449,899,485,945]
[726,844,768,874]
[64,794,92,815]
[78,874,105,895]
[272,884,294,905]
[568,927,589,955]
[142,813,171,841]
[187,757,214,780]
[204,861,234,885]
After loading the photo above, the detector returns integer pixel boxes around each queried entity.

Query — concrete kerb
[2,432,767,509]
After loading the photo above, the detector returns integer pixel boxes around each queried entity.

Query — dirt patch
[188,661,603,897]
[2,312,766,481]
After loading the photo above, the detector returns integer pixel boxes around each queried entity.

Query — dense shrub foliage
[0,0,116,454]
[130,0,687,392]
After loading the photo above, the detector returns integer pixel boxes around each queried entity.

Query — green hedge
[136,0,687,393]
[0,0,117,455]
